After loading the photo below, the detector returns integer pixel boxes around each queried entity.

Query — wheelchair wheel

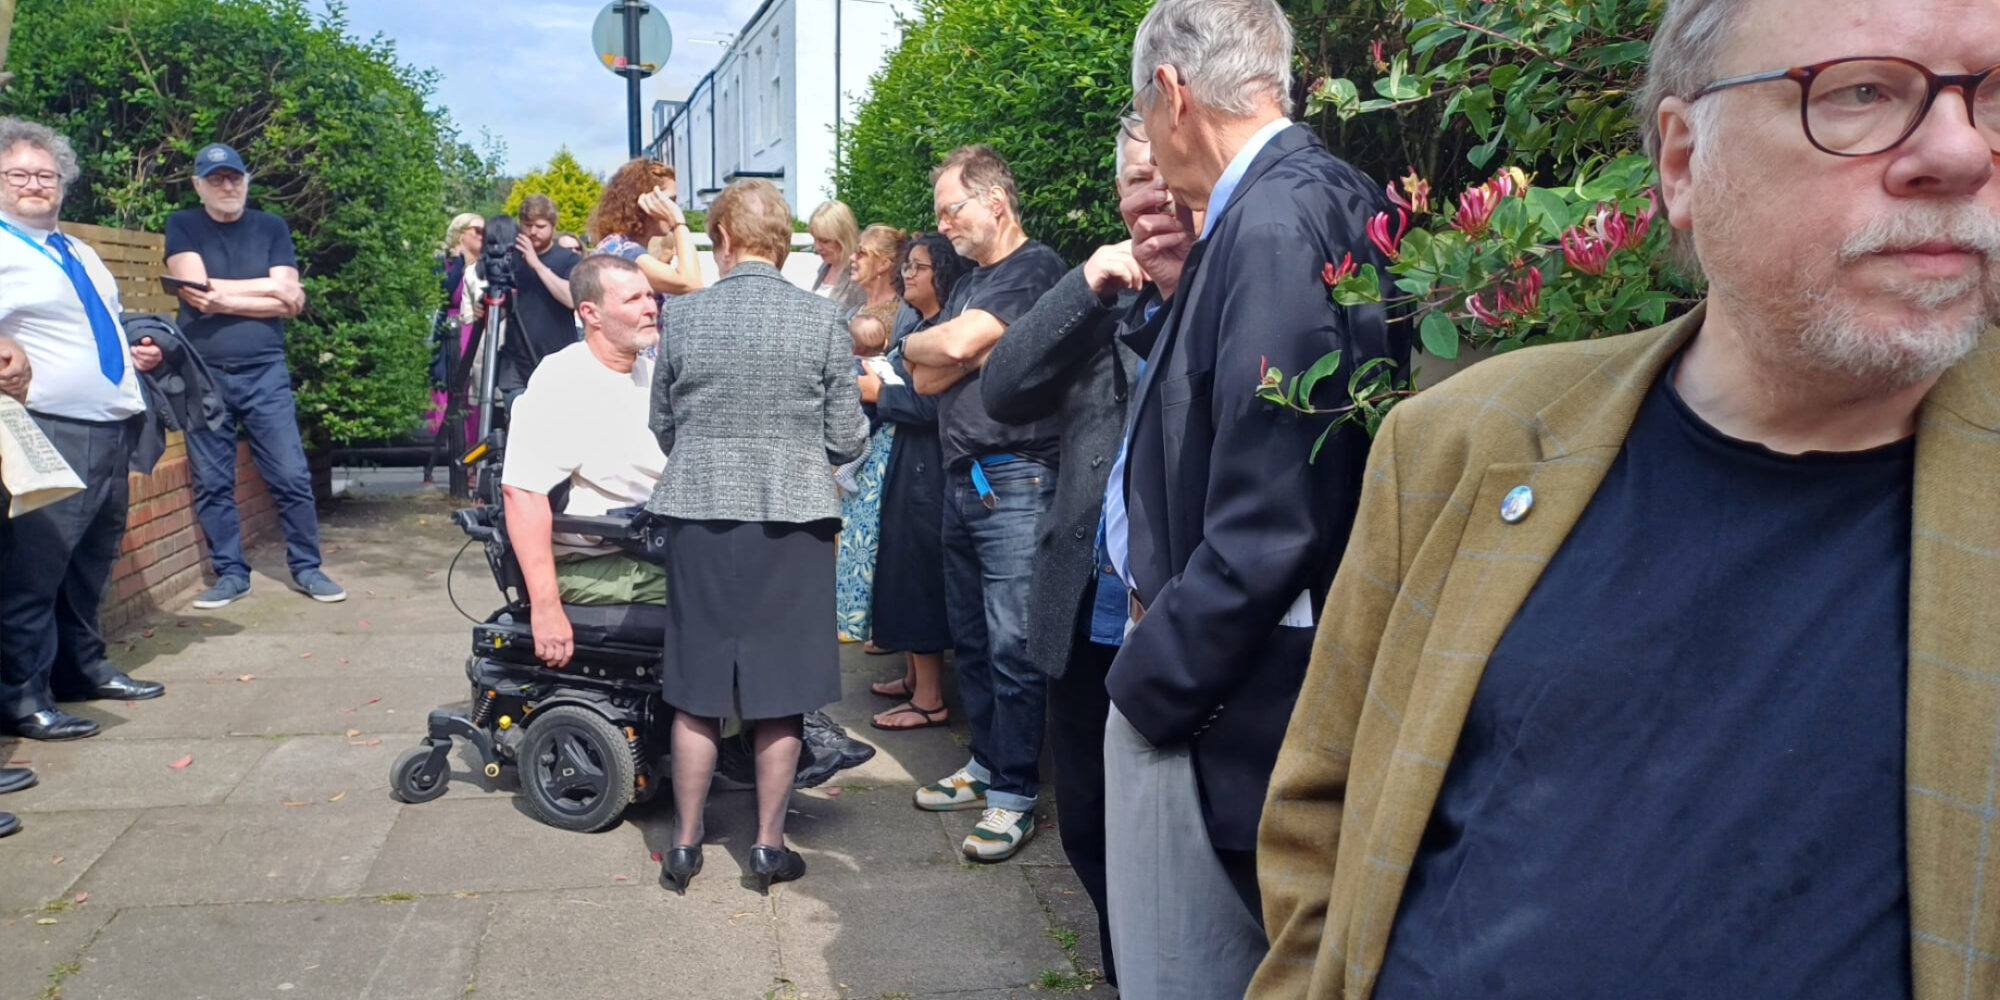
[390,746,450,804]
[517,705,636,832]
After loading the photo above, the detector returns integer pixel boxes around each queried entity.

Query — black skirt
[869,421,951,652]
[662,518,843,720]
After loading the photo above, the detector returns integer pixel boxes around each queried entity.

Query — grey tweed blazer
[646,261,867,524]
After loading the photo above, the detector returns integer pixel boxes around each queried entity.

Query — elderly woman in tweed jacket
[647,179,868,894]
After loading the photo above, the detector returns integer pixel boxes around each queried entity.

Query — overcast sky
[328,0,765,176]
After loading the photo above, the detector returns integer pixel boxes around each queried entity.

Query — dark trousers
[0,413,134,717]
[1052,627,1118,985]
[941,457,1055,813]
[186,360,322,581]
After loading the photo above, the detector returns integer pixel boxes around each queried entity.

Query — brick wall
[102,434,277,632]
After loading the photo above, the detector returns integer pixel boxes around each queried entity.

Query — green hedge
[2,0,489,449]
[835,0,1152,264]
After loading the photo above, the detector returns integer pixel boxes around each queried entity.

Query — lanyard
[0,216,64,268]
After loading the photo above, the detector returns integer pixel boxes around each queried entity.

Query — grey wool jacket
[646,260,868,523]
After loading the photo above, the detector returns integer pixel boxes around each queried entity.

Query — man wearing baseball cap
[165,143,345,608]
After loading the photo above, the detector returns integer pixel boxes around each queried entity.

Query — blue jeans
[187,360,323,581]
[942,456,1055,813]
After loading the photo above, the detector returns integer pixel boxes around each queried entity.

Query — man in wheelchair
[392,256,872,832]
[498,254,665,666]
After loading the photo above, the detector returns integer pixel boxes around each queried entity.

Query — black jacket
[980,265,1144,678]
[1109,124,1406,851]
[121,313,226,474]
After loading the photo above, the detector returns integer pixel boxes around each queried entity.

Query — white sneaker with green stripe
[914,767,989,812]
[962,807,1036,862]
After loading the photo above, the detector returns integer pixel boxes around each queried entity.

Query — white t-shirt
[0,213,146,421]
[500,341,665,556]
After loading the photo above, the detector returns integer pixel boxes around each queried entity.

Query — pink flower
[1465,292,1505,326]
[1323,252,1357,286]
[1370,39,1388,71]
[1386,168,1431,215]
[1367,209,1409,260]
[1452,184,1501,238]
[1507,267,1542,315]
[1627,188,1658,248]
[1561,226,1613,275]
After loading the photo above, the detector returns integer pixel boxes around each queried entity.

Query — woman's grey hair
[1132,0,1293,119]
[1638,0,1747,162]
[0,117,82,194]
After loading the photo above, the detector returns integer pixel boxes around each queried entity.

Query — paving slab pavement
[0,489,1118,1000]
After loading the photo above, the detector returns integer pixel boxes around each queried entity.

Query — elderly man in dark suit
[1101,1,1404,995]
[979,124,1185,986]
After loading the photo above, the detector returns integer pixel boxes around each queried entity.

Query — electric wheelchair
[389,433,874,832]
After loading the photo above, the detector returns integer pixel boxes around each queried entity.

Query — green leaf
[1419,311,1460,360]
[1525,187,1572,236]
[1296,350,1345,405]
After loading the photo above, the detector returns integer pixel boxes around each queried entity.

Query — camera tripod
[427,214,524,497]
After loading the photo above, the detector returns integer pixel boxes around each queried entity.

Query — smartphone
[159,275,211,294]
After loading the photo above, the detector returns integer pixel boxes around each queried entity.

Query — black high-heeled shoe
[747,844,805,894]
[660,845,703,894]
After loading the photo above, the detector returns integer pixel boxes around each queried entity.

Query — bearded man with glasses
[1253,0,2000,998]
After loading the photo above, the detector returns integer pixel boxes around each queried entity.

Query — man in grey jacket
[977,126,1193,985]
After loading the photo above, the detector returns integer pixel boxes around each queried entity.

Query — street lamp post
[620,0,643,158]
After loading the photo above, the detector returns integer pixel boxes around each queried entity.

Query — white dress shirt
[0,212,146,421]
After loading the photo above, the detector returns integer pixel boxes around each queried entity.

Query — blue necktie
[46,232,125,385]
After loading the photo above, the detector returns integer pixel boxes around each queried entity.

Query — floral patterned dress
[835,418,893,641]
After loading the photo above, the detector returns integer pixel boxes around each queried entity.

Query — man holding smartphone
[165,142,344,608]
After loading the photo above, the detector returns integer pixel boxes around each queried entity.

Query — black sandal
[869,675,915,700]
[870,701,948,731]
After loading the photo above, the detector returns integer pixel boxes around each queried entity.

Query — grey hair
[0,117,82,194]
[1132,0,1293,119]
[1638,0,1748,163]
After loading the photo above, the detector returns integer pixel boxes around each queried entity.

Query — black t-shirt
[163,208,299,366]
[936,239,1067,470]
[499,244,581,374]
[1373,362,1915,1000]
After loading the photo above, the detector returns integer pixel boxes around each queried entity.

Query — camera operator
[494,194,581,395]
[498,254,665,668]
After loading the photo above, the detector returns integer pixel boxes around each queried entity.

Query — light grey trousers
[1103,703,1267,1000]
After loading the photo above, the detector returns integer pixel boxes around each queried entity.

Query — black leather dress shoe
[0,767,35,795]
[0,812,18,838]
[86,673,164,701]
[7,709,100,741]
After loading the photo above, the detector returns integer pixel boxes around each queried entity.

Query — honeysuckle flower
[1466,291,1505,325]
[1507,267,1543,314]
[1561,226,1613,275]
[1628,188,1658,247]
[1452,183,1501,238]
[1501,166,1532,197]
[1371,39,1388,72]
[1367,209,1410,260]
[1323,252,1357,286]
[1386,168,1431,215]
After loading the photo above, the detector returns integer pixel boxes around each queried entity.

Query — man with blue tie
[0,117,168,743]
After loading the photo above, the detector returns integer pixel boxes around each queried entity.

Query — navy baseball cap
[193,143,248,177]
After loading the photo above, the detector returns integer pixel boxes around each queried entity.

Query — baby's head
[849,312,891,357]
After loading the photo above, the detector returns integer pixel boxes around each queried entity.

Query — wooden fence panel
[65,221,179,316]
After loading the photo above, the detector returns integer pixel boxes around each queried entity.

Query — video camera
[477,213,520,297]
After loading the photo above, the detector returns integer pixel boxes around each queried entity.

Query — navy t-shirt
[164,208,298,366]
[1372,361,1915,1000]
[936,238,1067,471]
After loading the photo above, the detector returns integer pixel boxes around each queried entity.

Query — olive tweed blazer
[1252,305,2000,1000]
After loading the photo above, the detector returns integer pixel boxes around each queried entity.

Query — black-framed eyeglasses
[1690,55,2000,157]
[899,259,933,275]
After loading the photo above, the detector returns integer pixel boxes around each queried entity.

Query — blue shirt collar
[1200,117,1293,239]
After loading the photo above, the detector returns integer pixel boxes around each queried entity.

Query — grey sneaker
[293,569,347,603]
[190,576,251,609]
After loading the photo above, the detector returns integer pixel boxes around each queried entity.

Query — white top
[500,340,666,556]
[0,213,146,421]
